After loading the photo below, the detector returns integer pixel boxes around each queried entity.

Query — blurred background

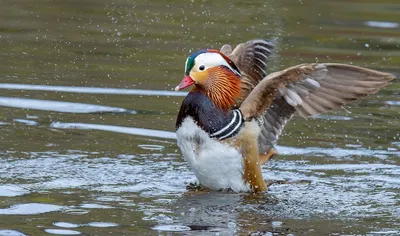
[0,0,399,235]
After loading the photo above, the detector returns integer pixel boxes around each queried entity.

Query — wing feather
[239,63,393,154]
[220,39,275,102]
[240,63,393,119]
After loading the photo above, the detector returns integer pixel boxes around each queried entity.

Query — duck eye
[199,65,205,71]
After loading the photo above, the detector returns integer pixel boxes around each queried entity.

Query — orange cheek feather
[191,68,241,111]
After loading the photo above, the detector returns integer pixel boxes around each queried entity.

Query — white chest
[176,117,250,192]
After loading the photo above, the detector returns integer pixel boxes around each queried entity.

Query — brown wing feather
[258,97,295,154]
[240,63,394,154]
[220,39,275,102]
[240,63,393,120]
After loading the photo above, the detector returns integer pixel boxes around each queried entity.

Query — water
[0,0,399,235]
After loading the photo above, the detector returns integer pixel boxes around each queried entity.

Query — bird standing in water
[174,39,393,193]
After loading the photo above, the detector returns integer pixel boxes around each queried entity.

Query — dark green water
[0,0,399,235]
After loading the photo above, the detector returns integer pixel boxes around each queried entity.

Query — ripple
[138,144,165,151]
[0,203,64,215]
[368,230,400,235]
[13,119,38,126]
[392,142,400,147]
[277,163,397,171]
[148,214,173,224]
[0,96,135,114]
[95,196,129,202]
[40,178,89,189]
[49,122,399,157]
[271,221,283,228]
[364,21,399,29]
[277,145,398,158]
[63,209,89,215]
[44,229,81,235]
[0,230,27,236]
[385,101,400,106]
[0,185,30,197]
[50,122,177,139]
[312,114,352,120]
[53,222,80,228]
[0,83,187,97]
[86,222,119,227]
[80,203,114,209]
[152,225,191,232]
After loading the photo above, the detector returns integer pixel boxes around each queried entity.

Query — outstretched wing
[239,63,394,154]
[220,39,275,102]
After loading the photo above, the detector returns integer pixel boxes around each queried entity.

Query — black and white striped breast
[176,92,244,141]
[209,109,243,140]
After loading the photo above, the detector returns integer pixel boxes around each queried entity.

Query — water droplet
[227,222,236,229]
[189,207,196,212]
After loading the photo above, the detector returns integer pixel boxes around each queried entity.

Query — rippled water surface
[0,0,399,235]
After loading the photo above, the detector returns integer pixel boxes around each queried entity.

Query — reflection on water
[0,0,399,235]
[365,21,399,29]
[0,83,187,96]
[0,203,65,215]
[50,121,177,139]
[44,229,81,235]
[0,146,399,234]
[0,230,27,236]
[0,96,135,114]
[0,185,29,197]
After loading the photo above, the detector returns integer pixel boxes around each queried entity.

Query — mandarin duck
[174,39,393,193]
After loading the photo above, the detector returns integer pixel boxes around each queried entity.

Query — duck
[174,39,394,193]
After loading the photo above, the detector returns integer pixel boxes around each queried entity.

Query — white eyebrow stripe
[191,52,241,76]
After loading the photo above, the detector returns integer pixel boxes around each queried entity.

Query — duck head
[175,49,242,111]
